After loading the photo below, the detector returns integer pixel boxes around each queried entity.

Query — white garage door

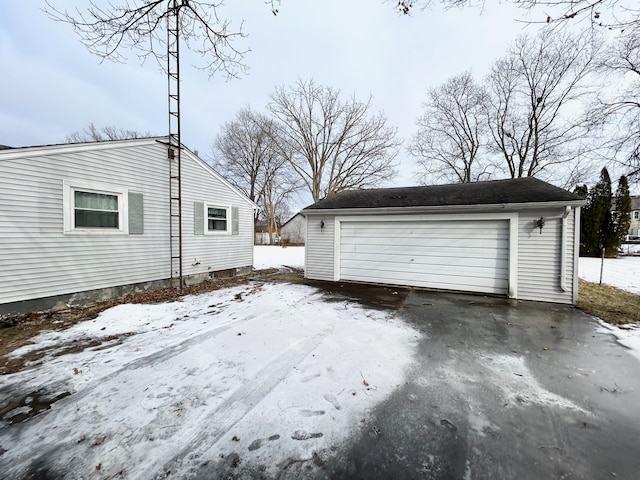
[340,219,509,295]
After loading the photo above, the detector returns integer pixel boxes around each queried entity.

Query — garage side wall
[304,214,335,281]
[517,207,575,304]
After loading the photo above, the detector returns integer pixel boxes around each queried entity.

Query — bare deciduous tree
[591,29,640,178]
[44,0,250,78]
[485,29,599,179]
[213,107,299,242]
[409,72,491,184]
[268,78,400,202]
[64,123,151,143]
[214,108,274,205]
[394,1,638,29]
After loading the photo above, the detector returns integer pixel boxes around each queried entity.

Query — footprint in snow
[300,409,326,417]
[291,430,323,441]
[299,371,322,383]
[322,393,341,410]
[247,434,281,451]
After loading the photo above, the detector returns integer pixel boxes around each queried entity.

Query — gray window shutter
[232,206,239,235]
[128,192,144,234]
[194,202,204,235]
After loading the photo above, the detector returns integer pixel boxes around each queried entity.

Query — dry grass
[577,279,640,325]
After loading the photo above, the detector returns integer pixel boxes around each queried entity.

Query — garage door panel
[342,233,509,248]
[340,255,509,271]
[341,261,508,281]
[341,220,507,234]
[341,227,508,240]
[340,219,510,295]
[345,269,509,293]
[340,243,509,258]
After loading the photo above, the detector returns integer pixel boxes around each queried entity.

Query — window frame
[205,204,230,234]
[634,211,639,221]
[63,181,128,234]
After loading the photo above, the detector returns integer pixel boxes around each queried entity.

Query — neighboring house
[303,177,585,305]
[0,137,257,317]
[279,213,306,245]
[628,196,640,239]
[254,222,280,245]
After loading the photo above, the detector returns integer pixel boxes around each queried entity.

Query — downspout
[560,206,571,292]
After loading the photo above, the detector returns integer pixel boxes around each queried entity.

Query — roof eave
[0,137,167,160]
[302,200,586,216]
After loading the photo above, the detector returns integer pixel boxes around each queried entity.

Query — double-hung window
[207,206,228,232]
[194,203,238,235]
[63,181,129,234]
[74,191,120,228]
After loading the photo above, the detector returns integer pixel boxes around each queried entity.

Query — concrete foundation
[0,266,254,319]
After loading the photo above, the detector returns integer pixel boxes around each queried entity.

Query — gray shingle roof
[304,177,583,211]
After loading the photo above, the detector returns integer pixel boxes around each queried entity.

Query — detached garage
[302,178,585,304]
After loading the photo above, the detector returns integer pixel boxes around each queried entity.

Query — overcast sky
[1,1,543,204]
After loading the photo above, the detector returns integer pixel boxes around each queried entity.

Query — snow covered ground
[597,320,640,363]
[578,256,640,295]
[254,245,304,270]
[0,282,419,479]
[1,246,639,478]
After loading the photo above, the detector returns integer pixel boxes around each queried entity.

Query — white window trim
[204,203,231,235]
[634,211,639,220]
[63,180,129,234]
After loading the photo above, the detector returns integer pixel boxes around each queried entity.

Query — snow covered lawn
[0,282,419,479]
[578,256,640,295]
[254,245,304,270]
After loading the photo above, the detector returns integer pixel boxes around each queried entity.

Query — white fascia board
[303,200,585,216]
[0,137,164,160]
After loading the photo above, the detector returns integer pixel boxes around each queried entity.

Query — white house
[0,137,257,317]
[628,196,640,239]
[303,178,585,305]
[279,213,306,245]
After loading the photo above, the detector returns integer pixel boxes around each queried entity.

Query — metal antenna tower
[167,0,183,288]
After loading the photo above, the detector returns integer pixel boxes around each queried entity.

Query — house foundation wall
[0,265,253,319]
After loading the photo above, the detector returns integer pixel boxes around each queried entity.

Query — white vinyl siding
[517,208,575,304]
[181,154,253,276]
[0,139,255,306]
[304,214,334,281]
[0,141,169,304]
[339,219,509,295]
[280,213,306,244]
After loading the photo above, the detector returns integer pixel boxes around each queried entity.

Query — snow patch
[442,354,588,414]
[0,282,419,479]
[596,320,640,363]
[254,245,304,270]
[579,256,640,295]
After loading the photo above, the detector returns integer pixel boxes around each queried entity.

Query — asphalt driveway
[304,286,640,480]
[2,281,639,479]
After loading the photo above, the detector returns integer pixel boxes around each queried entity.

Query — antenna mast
[168,0,183,288]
